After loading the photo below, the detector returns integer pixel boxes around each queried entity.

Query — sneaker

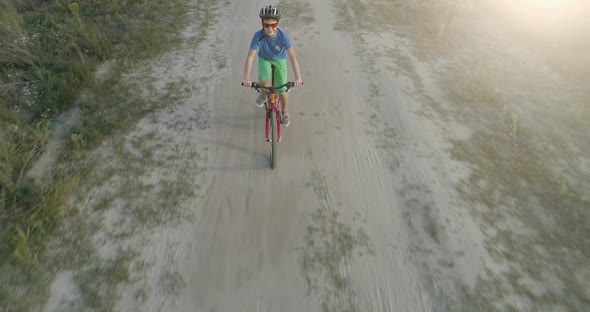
[281,110,291,127]
[256,92,265,108]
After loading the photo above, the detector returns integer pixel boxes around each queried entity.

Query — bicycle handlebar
[241,82,300,93]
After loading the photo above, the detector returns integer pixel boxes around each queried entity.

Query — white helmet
[259,5,281,20]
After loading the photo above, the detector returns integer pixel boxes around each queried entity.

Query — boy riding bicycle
[242,5,303,127]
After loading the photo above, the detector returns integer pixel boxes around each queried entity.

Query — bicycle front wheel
[270,110,278,169]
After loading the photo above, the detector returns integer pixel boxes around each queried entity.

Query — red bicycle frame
[265,92,282,142]
[243,81,297,169]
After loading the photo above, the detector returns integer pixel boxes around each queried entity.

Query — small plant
[71,132,86,160]
[11,225,36,264]
[425,214,441,244]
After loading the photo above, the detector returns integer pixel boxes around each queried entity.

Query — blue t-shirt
[250,29,292,60]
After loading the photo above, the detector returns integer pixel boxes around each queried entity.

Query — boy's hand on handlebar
[294,80,303,87]
[242,81,253,87]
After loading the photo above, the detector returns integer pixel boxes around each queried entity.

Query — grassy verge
[445,37,590,309]
[1,0,190,310]
[400,2,589,310]
[331,0,590,310]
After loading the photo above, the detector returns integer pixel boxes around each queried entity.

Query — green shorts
[258,57,288,94]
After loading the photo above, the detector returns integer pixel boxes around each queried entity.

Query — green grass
[0,0,191,309]
[74,250,135,311]
[0,0,188,257]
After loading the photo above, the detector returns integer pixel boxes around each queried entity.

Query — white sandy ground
[41,0,496,311]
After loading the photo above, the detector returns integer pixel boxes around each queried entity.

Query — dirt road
[143,0,436,310]
[44,0,489,311]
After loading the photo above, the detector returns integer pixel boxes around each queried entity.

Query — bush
[0,0,187,265]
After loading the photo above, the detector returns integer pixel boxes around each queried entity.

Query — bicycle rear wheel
[270,110,277,169]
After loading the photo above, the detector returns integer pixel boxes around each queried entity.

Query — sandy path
[43,0,470,311]
[40,1,590,311]
[123,0,434,310]
[160,0,432,310]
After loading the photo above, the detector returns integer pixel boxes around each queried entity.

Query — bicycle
[242,81,296,169]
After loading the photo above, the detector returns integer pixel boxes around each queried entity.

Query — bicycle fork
[265,112,270,141]
[265,102,282,142]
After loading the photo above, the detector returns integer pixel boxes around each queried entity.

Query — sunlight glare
[490,0,589,38]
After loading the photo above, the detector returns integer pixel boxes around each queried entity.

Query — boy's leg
[257,58,272,105]
[258,57,272,86]
[271,58,289,110]
[279,91,290,126]
[270,58,290,125]
[280,93,289,111]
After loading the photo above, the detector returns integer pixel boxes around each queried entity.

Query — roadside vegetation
[0,0,189,309]
[332,0,589,310]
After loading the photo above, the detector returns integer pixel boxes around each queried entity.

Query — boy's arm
[287,47,303,86]
[243,49,257,86]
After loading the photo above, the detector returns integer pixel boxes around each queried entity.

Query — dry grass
[436,3,589,311]
[278,0,316,28]
[331,0,590,310]
[302,170,373,311]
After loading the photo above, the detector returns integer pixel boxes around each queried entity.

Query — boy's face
[262,18,279,36]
